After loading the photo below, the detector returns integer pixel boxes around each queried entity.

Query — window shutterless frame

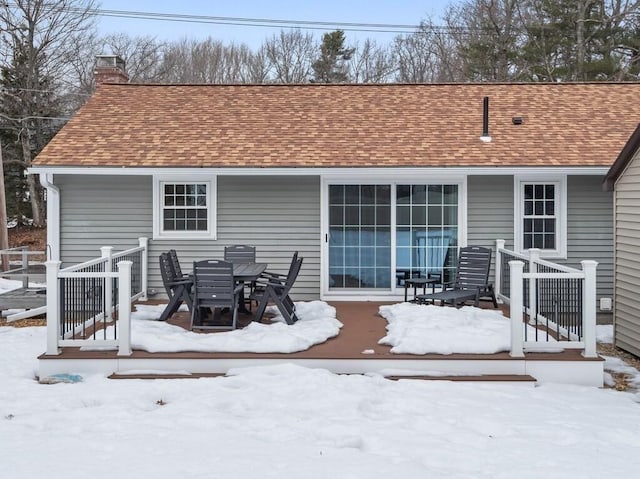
[513,175,566,259]
[152,175,217,240]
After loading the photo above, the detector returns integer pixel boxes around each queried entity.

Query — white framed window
[153,176,217,240]
[514,176,566,258]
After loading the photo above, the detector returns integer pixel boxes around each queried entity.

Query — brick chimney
[94,55,129,86]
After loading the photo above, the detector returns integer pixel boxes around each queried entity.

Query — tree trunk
[0,142,9,270]
[20,122,43,227]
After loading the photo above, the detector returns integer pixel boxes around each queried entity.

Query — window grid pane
[162,182,208,232]
[522,183,556,250]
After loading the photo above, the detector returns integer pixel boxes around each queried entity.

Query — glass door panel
[396,184,459,284]
[329,184,391,289]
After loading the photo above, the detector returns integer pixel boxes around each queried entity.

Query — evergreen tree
[311,30,355,83]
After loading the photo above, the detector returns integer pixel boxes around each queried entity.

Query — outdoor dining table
[232,262,267,314]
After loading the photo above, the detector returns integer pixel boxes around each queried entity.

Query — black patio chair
[415,246,498,308]
[223,245,256,264]
[251,256,303,325]
[250,251,299,306]
[223,245,257,310]
[168,249,190,281]
[159,252,193,322]
[190,259,244,330]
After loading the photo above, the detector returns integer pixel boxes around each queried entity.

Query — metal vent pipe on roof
[480,96,492,142]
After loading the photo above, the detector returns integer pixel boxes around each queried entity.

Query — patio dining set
[159,245,303,331]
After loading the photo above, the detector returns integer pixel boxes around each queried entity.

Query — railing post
[101,246,113,322]
[495,239,505,298]
[45,260,61,356]
[117,260,133,357]
[509,260,525,358]
[21,246,28,288]
[581,260,598,358]
[528,248,540,324]
[138,237,149,301]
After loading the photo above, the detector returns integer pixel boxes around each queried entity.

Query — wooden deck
[38,301,603,386]
[0,263,47,314]
[0,286,46,311]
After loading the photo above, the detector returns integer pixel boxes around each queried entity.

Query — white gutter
[39,173,60,261]
[28,166,611,177]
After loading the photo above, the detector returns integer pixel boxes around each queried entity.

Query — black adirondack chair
[190,259,244,330]
[415,246,498,308]
[159,252,193,322]
[251,257,303,325]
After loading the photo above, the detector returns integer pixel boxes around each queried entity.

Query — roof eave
[603,123,640,191]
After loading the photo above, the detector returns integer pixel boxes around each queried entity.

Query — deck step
[108,371,536,384]
[384,374,537,383]
[108,372,224,380]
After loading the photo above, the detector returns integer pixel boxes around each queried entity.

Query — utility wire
[4,2,476,35]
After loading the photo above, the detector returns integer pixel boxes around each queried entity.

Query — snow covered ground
[1,322,640,478]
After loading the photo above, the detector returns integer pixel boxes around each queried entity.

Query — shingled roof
[33,82,640,168]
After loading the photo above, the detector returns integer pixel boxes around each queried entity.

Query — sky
[2,305,640,478]
[96,0,452,49]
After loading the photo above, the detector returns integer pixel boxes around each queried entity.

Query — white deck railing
[45,238,148,356]
[495,239,597,358]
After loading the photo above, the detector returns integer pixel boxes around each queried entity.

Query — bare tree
[263,29,316,83]
[349,39,396,83]
[0,0,97,227]
[159,38,264,83]
[100,33,166,83]
[393,22,446,83]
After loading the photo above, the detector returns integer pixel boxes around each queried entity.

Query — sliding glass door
[327,182,460,292]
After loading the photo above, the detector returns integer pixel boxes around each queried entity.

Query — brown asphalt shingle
[33,82,640,168]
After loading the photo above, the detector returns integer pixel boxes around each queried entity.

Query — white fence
[45,238,148,356]
[495,239,597,358]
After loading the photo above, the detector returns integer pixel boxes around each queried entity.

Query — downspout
[39,173,60,261]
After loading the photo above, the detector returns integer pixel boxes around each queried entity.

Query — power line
[5,3,475,36]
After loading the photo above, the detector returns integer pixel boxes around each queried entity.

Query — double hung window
[153,177,216,239]
[515,177,566,258]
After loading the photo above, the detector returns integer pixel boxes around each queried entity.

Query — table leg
[237,281,251,314]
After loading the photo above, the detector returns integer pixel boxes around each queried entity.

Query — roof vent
[512,116,524,125]
[480,96,492,143]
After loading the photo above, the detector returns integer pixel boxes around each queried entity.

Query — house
[30,56,640,308]
[603,124,640,357]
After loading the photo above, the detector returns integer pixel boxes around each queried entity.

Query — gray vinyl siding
[58,175,153,265]
[467,176,514,249]
[565,176,613,304]
[57,174,321,301]
[467,176,514,280]
[613,150,640,357]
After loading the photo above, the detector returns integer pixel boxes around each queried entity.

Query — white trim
[513,175,567,259]
[39,173,59,260]
[320,176,466,299]
[152,175,217,241]
[29,166,610,177]
[38,355,603,387]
